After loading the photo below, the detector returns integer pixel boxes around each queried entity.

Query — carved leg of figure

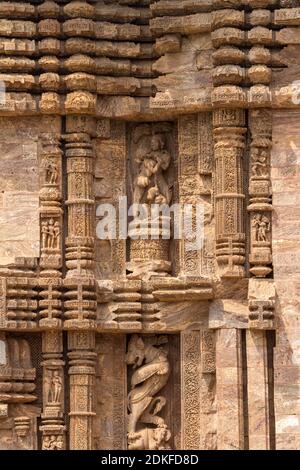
[128,397,152,433]
[140,396,167,427]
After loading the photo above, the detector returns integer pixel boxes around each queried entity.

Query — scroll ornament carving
[126,335,171,450]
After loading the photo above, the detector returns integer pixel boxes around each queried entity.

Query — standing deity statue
[133,134,172,207]
[48,370,62,404]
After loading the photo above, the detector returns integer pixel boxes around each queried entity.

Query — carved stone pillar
[38,134,66,449]
[216,329,244,450]
[40,332,66,450]
[246,0,273,278]
[181,330,216,450]
[126,334,171,450]
[64,115,96,449]
[37,0,62,115]
[39,136,63,330]
[248,110,273,279]
[64,115,97,327]
[213,109,246,278]
[178,113,214,278]
[212,2,247,279]
[0,334,39,449]
[68,331,96,450]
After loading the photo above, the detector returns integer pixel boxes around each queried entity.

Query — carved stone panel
[181,330,217,450]
[126,334,180,450]
[126,123,176,280]
[94,334,127,450]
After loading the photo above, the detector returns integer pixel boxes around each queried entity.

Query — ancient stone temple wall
[0,0,300,451]
[272,110,300,450]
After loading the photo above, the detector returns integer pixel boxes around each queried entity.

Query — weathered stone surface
[0,0,299,453]
[272,110,300,450]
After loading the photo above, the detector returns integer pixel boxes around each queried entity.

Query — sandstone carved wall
[0,0,299,450]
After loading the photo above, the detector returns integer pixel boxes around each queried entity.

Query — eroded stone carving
[0,0,292,452]
[133,133,172,206]
[248,109,273,278]
[41,219,60,250]
[127,123,174,280]
[126,334,171,450]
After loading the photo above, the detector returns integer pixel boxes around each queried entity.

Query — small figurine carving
[46,163,58,185]
[126,335,171,450]
[41,219,60,250]
[252,214,270,242]
[49,370,62,404]
[251,148,268,178]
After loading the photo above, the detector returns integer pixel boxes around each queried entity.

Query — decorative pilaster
[216,329,244,450]
[40,332,66,450]
[68,331,96,450]
[181,330,202,449]
[181,330,217,450]
[246,1,273,278]
[64,115,97,329]
[248,109,273,276]
[213,109,246,278]
[178,113,214,277]
[212,3,247,278]
[39,136,63,329]
[246,330,271,450]
[64,115,97,450]
[38,133,66,449]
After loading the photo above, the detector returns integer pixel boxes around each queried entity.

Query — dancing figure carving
[133,134,172,207]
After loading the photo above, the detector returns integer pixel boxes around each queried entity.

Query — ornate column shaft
[38,134,66,449]
[246,0,274,278]
[248,110,273,277]
[68,330,96,450]
[213,110,246,278]
[212,3,247,278]
[64,115,96,450]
